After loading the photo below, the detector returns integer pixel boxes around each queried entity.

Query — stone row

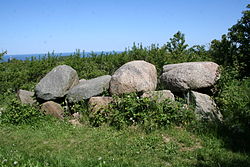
[17,61,222,122]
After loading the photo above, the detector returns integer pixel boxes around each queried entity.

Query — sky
[0,0,248,55]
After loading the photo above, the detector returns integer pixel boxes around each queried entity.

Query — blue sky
[0,0,248,55]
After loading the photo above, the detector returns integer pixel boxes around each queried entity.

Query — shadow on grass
[189,121,250,153]
[218,126,250,153]
[195,157,250,167]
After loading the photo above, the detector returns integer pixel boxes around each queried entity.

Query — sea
[2,51,120,62]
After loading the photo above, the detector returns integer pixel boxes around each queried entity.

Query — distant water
[2,51,120,62]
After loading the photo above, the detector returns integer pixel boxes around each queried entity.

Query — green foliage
[228,4,250,71]
[0,99,43,125]
[0,51,7,61]
[216,74,250,135]
[211,65,250,151]
[162,31,211,63]
[69,101,88,114]
[163,31,188,58]
[210,5,250,77]
[210,35,238,67]
[89,93,195,130]
[187,44,212,62]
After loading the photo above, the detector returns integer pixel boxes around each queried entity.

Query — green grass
[0,118,249,167]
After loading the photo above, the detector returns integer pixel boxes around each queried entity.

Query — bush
[89,93,195,130]
[216,76,250,135]
[0,99,43,125]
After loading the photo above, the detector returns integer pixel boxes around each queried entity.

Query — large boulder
[141,90,175,103]
[41,101,64,119]
[35,65,79,101]
[110,60,157,95]
[190,91,222,121]
[17,89,36,105]
[67,75,111,103]
[160,62,220,92]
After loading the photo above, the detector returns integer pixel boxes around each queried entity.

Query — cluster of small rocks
[17,60,223,124]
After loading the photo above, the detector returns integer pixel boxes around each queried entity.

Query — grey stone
[17,89,36,105]
[41,101,64,119]
[190,91,223,121]
[67,75,111,103]
[141,90,175,102]
[161,62,220,92]
[35,65,79,100]
[79,79,86,84]
[110,60,157,95]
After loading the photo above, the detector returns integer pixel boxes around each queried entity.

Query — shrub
[89,93,195,130]
[0,99,43,125]
[216,77,250,135]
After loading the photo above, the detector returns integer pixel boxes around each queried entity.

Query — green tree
[210,35,237,66]
[228,4,250,74]
[187,44,211,61]
[163,31,210,63]
[163,31,188,59]
[210,4,249,77]
[0,51,7,61]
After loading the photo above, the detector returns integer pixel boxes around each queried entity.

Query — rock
[41,101,64,119]
[68,119,81,126]
[79,79,86,84]
[190,91,223,121]
[88,96,113,112]
[17,89,36,105]
[161,62,220,92]
[141,90,175,102]
[69,112,82,126]
[110,60,157,95]
[72,112,81,120]
[67,75,111,103]
[35,65,79,101]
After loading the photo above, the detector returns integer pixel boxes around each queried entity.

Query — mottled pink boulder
[110,60,157,95]
[161,62,220,92]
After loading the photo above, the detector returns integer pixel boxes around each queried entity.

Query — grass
[0,118,249,167]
